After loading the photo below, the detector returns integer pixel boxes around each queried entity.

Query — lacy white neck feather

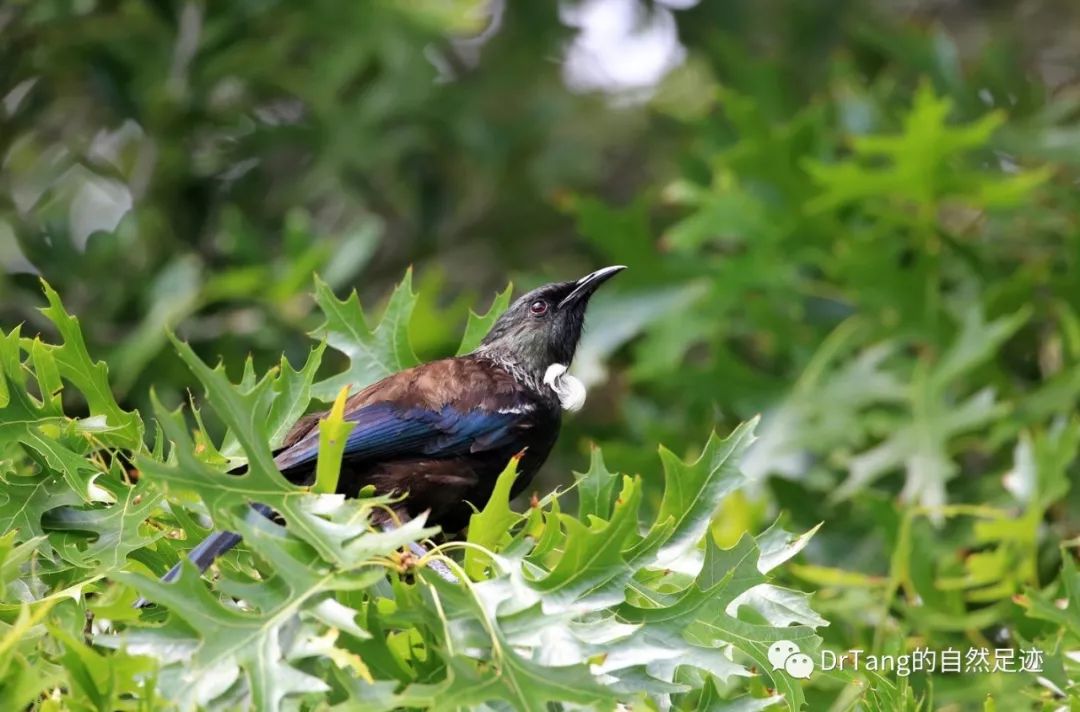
[544,363,586,412]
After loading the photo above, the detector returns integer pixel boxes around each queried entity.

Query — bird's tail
[134,503,274,608]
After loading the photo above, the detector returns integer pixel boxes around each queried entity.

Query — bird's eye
[529,300,548,316]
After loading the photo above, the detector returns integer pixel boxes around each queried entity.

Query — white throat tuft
[543,363,586,412]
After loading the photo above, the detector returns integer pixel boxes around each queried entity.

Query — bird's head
[476,265,626,377]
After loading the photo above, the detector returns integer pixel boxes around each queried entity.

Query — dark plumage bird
[153,266,625,589]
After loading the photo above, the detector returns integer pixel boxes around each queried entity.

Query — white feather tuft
[544,363,586,412]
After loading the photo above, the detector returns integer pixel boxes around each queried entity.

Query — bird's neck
[473,347,549,395]
[473,349,585,411]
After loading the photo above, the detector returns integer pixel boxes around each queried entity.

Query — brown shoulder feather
[344,357,520,410]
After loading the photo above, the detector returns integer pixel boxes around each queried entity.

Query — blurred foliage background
[4,0,1080,707]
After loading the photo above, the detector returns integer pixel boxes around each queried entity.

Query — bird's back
[274,355,561,530]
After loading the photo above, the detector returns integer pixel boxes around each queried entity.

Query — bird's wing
[273,401,530,475]
[273,358,535,476]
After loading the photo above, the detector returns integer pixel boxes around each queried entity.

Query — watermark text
[820,647,1044,677]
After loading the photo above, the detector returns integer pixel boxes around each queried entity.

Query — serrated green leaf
[465,455,523,579]
[36,280,142,449]
[310,272,419,401]
[806,81,1047,213]
[115,507,403,710]
[396,650,617,712]
[533,475,643,612]
[1017,551,1080,638]
[575,445,619,521]
[116,561,333,710]
[0,471,86,544]
[43,480,162,572]
[726,583,829,627]
[755,520,822,574]
[835,308,1029,511]
[266,343,326,449]
[649,418,759,564]
[396,576,620,712]
[619,534,819,710]
[4,424,107,505]
[456,284,512,355]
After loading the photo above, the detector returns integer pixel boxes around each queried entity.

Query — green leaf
[396,647,617,712]
[43,480,163,572]
[36,280,143,449]
[740,323,905,482]
[266,344,326,448]
[314,385,358,494]
[0,325,53,419]
[532,475,643,612]
[725,584,829,627]
[218,346,325,458]
[1017,551,1080,638]
[310,272,419,401]
[834,308,1029,510]
[0,422,109,506]
[649,417,759,564]
[619,534,818,709]
[465,455,523,579]
[114,499,411,710]
[0,530,46,593]
[116,561,331,710]
[0,471,86,544]
[48,624,156,710]
[806,81,1048,213]
[396,576,620,712]
[0,312,135,506]
[574,445,620,521]
[756,520,823,574]
[456,284,512,355]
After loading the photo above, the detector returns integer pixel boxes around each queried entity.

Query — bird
[149,265,625,592]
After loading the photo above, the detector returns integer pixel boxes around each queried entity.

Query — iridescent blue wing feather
[273,402,524,475]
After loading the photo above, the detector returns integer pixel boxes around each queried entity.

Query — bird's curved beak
[558,265,627,309]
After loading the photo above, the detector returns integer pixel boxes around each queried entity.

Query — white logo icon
[767,640,815,679]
